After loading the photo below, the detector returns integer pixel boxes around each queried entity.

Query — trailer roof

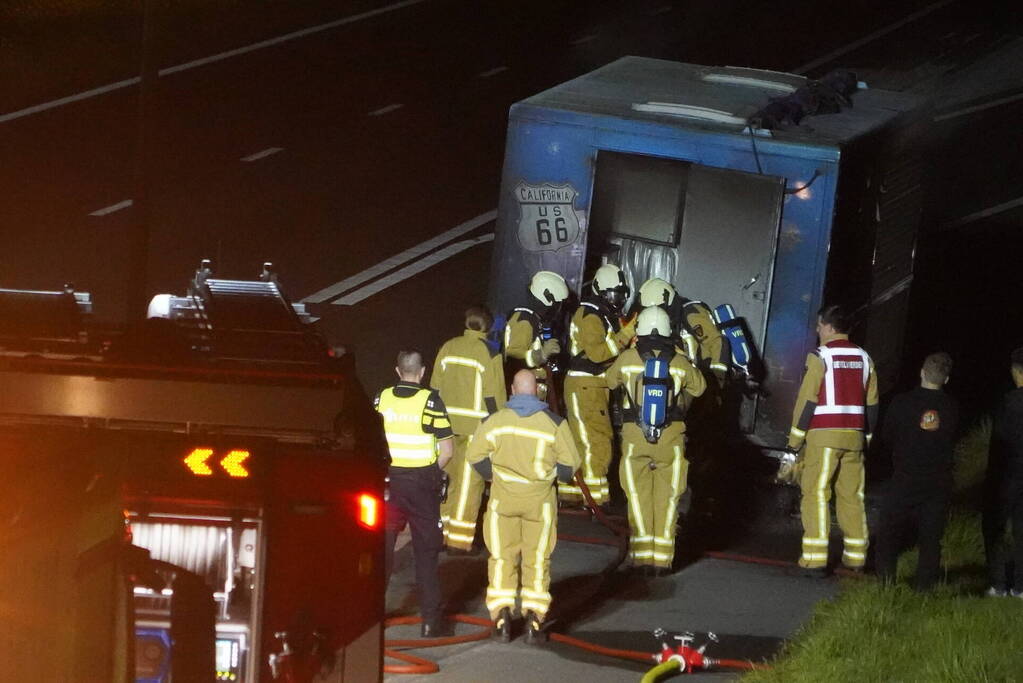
[514,57,922,147]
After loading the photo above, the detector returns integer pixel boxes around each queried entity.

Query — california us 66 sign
[514,181,581,252]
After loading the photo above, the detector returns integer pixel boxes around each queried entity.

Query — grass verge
[744,422,1023,682]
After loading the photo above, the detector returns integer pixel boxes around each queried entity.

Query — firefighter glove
[541,338,561,359]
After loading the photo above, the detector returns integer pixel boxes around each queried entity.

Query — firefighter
[605,307,706,572]
[375,349,455,637]
[431,306,507,553]
[785,305,878,575]
[466,369,580,643]
[637,278,730,384]
[561,264,636,506]
[503,271,569,398]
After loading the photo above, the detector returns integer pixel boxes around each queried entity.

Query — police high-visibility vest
[809,340,871,431]
[376,387,437,467]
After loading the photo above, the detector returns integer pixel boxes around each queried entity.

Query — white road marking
[934,91,1023,122]
[0,77,141,124]
[160,0,429,76]
[478,66,510,78]
[793,0,957,75]
[241,147,284,162]
[368,103,404,116]
[333,233,495,306]
[571,34,600,47]
[0,0,429,125]
[941,195,1023,230]
[301,209,497,303]
[89,199,134,216]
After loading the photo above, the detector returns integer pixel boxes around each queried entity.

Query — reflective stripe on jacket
[376,387,437,467]
[809,341,872,430]
[432,329,506,435]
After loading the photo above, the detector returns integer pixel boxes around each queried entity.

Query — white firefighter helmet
[638,277,676,308]
[529,270,569,305]
[592,264,627,294]
[592,264,630,314]
[636,306,672,337]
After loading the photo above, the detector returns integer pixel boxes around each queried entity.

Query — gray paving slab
[384,510,841,682]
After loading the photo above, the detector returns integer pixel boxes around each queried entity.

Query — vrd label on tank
[514,181,581,252]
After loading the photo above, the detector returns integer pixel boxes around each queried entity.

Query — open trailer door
[675,164,784,432]
[675,164,784,357]
[590,152,784,431]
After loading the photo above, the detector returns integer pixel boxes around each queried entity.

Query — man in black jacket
[876,352,959,591]
[983,347,1023,598]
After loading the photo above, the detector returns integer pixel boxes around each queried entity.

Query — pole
[128,0,158,325]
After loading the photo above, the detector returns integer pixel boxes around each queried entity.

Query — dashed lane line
[792,0,958,75]
[478,66,510,78]
[934,91,1023,122]
[570,34,600,47]
[89,199,134,216]
[941,195,1023,230]
[332,233,495,306]
[301,209,497,304]
[368,103,405,116]
[0,0,430,125]
[241,147,284,162]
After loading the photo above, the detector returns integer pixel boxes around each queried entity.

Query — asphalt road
[4,2,1022,680]
[7,0,1021,396]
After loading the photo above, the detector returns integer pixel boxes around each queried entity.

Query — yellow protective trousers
[562,376,613,504]
[440,435,485,551]
[482,487,557,621]
[798,434,868,569]
[619,424,689,568]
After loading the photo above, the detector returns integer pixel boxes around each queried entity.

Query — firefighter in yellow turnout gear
[638,278,730,385]
[432,306,507,552]
[786,305,879,573]
[606,307,706,570]
[466,370,581,643]
[503,271,569,400]
[562,264,635,505]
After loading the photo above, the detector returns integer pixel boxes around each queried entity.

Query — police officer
[561,264,636,506]
[375,349,455,637]
[605,307,706,572]
[785,305,878,575]
[466,370,580,644]
[637,278,730,384]
[431,306,507,553]
[503,271,570,398]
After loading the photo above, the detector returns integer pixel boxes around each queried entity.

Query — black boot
[421,619,452,638]
[524,612,547,645]
[492,607,512,643]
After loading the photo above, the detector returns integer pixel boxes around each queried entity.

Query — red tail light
[358,493,381,530]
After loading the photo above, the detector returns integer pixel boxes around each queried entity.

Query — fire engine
[0,262,385,682]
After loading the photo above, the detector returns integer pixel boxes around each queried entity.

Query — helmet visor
[601,287,630,315]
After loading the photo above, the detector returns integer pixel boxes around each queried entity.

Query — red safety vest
[808,340,871,431]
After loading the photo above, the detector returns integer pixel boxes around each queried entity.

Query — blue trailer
[488,57,928,449]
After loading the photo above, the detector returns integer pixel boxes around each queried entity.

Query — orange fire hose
[382,614,493,674]
[382,400,776,677]
[703,550,866,579]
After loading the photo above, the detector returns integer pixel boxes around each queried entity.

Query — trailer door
[675,164,784,357]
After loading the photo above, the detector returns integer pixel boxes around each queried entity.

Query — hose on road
[383,474,773,676]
